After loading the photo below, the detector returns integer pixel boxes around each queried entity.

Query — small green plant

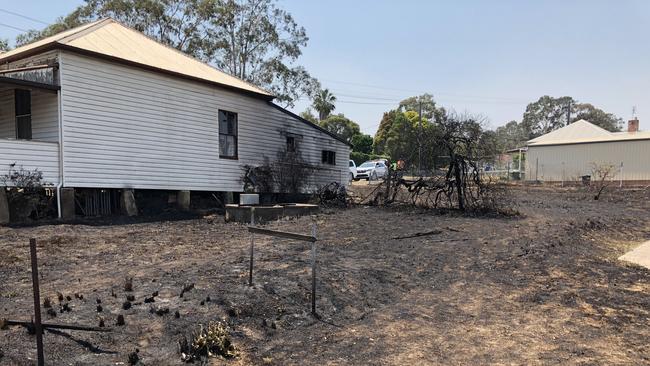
[179,321,238,362]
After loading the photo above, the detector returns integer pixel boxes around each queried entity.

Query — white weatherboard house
[525,118,650,182]
[0,19,350,218]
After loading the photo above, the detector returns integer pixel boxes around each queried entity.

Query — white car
[356,161,388,181]
[348,160,357,181]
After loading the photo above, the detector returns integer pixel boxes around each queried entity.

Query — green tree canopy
[373,109,399,155]
[494,120,527,152]
[351,134,373,154]
[398,93,445,121]
[374,94,444,156]
[15,0,318,107]
[318,114,360,144]
[312,88,336,121]
[521,96,622,139]
[299,108,318,124]
[573,103,622,132]
[521,95,574,138]
[0,39,10,52]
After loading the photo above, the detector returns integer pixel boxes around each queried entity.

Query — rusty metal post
[311,221,317,316]
[29,238,45,366]
[248,207,255,286]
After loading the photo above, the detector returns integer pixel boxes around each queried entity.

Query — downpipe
[56,182,62,219]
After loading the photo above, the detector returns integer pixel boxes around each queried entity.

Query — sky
[1,0,648,134]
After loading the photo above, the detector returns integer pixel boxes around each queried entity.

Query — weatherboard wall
[0,139,60,185]
[58,51,349,191]
[0,89,59,142]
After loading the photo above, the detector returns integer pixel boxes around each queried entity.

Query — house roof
[0,18,273,99]
[527,119,650,147]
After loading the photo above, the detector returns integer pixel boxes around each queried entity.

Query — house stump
[177,190,190,211]
[121,189,138,216]
[0,188,9,225]
[224,192,235,204]
[60,188,76,220]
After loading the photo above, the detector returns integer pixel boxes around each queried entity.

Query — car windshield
[359,162,375,168]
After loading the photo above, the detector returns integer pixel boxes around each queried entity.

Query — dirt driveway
[0,186,649,365]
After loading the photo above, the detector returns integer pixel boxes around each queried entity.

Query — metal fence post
[249,207,255,287]
[30,238,45,366]
[619,162,624,188]
[311,221,317,316]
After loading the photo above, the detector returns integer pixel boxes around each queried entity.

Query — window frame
[322,150,336,165]
[218,109,238,160]
[286,136,296,153]
[15,89,32,140]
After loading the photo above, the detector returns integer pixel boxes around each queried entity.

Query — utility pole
[567,100,571,125]
[418,101,423,176]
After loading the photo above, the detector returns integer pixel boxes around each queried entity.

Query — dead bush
[359,114,519,216]
[1,163,54,221]
[242,149,315,194]
[589,162,616,200]
[179,321,238,362]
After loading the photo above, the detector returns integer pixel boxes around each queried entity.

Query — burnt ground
[0,185,649,365]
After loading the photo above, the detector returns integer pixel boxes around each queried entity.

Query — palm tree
[312,89,336,121]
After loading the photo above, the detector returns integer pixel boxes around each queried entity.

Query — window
[15,89,31,140]
[219,110,238,159]
[322,150,336,165]
[286,136,296,152]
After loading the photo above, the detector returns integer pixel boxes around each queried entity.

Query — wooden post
[311,221,317,316]
[248,208,255,287]
[29,239,45,366]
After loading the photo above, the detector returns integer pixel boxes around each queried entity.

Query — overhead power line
[0,22,29,32]
[321,78,528,103]
[0,8,50,26]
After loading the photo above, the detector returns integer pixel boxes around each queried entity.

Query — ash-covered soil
[1,186,649,365]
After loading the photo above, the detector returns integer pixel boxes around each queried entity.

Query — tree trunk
[452,159,464,211]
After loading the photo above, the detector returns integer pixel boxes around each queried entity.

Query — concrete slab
[225,204,319,224]
[619,241,650,270]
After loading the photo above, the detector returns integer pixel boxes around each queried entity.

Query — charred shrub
[1,163,54,221]
[242,149,315,195]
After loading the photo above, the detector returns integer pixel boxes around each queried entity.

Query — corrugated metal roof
[0,18,272,98]
[528,119,650,146]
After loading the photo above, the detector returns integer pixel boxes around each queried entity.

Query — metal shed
[525,119,650,183]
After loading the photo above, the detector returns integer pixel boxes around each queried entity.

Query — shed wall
[526,140,650,181]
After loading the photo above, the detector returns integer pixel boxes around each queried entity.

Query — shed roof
[527,119,650,147]
[0,18,273,99]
